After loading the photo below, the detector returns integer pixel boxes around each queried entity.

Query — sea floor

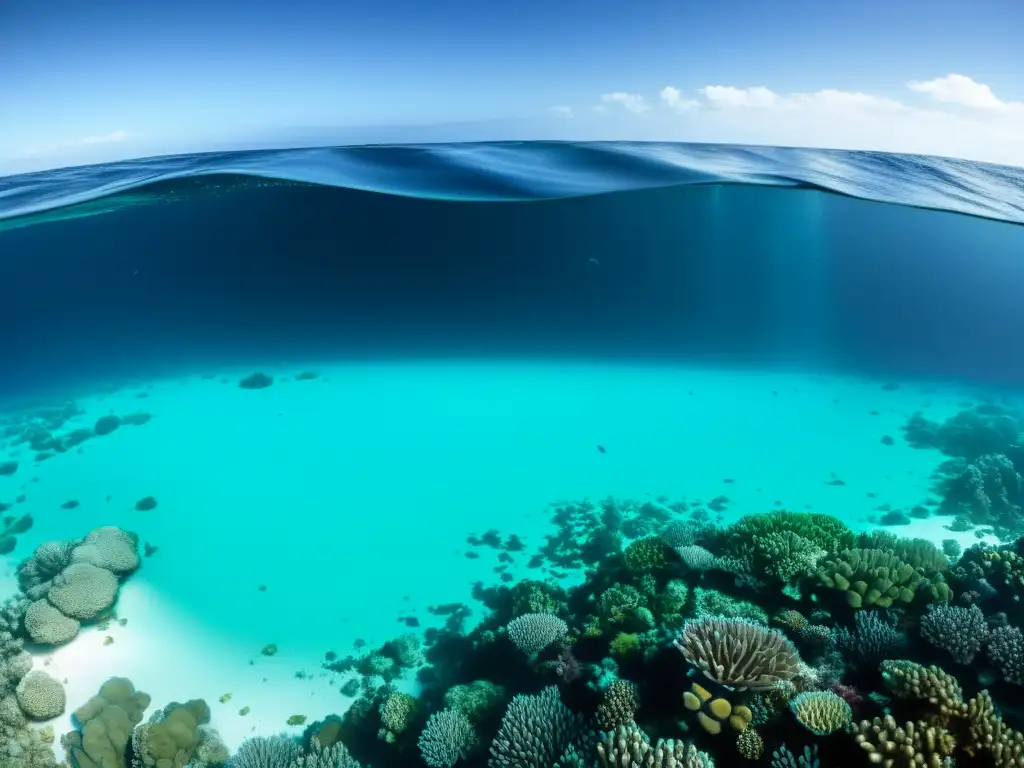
[0,360,1003,753]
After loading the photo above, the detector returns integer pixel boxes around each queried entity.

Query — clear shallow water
[1,142,1024,768]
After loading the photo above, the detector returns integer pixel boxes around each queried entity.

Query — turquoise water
[1,142,1024,768]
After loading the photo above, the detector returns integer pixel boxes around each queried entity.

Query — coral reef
[17,527,140,646]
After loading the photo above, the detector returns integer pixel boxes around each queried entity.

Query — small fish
[597,445,606,454]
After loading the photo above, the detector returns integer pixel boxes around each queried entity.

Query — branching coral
[988,625,1024,685]
[595,723,714,768]
[833,612,902,665]
[596,681,638,732]
[919,603,988,664]
[787,691,851,735]
[488,686,585,768]
[849,715,955,768]
[418,709,476,768]
[674,618,802,692]
[725,511,855,556]
[623,537,670,572]
[505,614,568,656]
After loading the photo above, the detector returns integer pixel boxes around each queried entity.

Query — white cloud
[68,130,129,146]
[548,106,573,119]
[700,85,780,108]
[906,74,1016,110]
[583,75,1024,167]
[600,92,650,114]
[660,86,698,112]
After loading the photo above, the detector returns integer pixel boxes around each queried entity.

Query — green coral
[859,533,949,576]
[692,588,769,624]
[815,548,921,608]
[657,579,690,618]
[443,681,504,723]
[378,692,417,742]
[788,691,852,735]
[610,632,640,657]
[598,583,646,625]
[623,536,669,572]
[509,580,568,618]
[748,531,825,584]
[725,510,855,556]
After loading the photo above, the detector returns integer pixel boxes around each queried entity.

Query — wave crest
[1,141,1023,226]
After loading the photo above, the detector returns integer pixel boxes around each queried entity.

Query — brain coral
[17,526,140,646]
[47,562,118,621]
[71,527,140,575]
[24,600,80,645]
[15,670,66,720]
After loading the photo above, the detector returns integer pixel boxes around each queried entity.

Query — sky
[1,0,1023,174]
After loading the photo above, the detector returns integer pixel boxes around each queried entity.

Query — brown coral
[61,677,151,768]
[850,715,954,768]
[596,681,638,731]
[674,618,802,692]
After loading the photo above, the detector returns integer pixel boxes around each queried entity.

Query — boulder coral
[61,677,151,768]
[15,671,65,720]
[132,699,211,768]
[17,527,140,646]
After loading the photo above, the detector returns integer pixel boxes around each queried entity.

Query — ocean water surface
[1,141,1024,768]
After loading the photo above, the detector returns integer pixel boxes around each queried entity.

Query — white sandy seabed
[0,360,1005,756]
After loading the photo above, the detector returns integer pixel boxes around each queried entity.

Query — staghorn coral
[770,744,819,768]
[988,625,1024,684]
[292,737,362,768]
[692,589,768,625]
[231,736,301,768]
[674,545,720,572]
[725,510,854,556]
[787,691,851,735]
[919,603,989,664]
[506,614,568,657]
[832,612,902,665]
[674,617,802,692]
[746,531,826,584]
[596,681,638,731]
[595,723,714,768]
[489,686,585,768]
[443,681,505,723]
[850,716,955,768]
[815,548,921,608]
[419,709,476,768]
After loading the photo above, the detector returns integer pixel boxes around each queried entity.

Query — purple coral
[919,603,988,664]
[987,625,1024,685]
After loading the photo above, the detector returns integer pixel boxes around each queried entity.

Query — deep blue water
[1,141,1023,398]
